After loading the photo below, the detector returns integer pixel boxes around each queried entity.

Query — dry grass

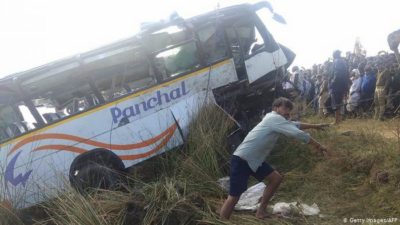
[0,203,25,225]
[4,109,400,225]
[266,116,400,224]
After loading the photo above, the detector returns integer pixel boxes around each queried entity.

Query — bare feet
[255,210,270,219]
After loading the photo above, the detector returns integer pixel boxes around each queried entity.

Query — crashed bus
[0,1,294,207]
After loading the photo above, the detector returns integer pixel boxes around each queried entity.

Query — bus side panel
[245,48,287,83]
[169,91,212,138]
[1,58,237,207]
[110,107,184,167]
[209,58,238,89]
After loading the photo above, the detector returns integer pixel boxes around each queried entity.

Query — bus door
[225,15,285,84]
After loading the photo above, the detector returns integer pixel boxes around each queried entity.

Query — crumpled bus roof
[0,2,256,85]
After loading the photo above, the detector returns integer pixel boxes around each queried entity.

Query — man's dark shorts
[229,155,274,197]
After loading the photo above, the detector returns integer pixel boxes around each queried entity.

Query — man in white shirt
[346,69,362,113]
[220,97,329,219]
[290,66,307,119]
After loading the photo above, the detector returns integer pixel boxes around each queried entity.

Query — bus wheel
[69,148,125,194]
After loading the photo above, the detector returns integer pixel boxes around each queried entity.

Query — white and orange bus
[0,1,294,207]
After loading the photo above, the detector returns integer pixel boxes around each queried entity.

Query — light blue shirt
[233,111,311,172]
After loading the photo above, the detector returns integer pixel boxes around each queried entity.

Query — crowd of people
[282,49,400,123]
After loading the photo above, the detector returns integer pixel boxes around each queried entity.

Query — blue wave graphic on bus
[110,81,189,123]
[5,151,33,187]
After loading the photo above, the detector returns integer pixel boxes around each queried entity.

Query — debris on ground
[272,202,320,217]
[224,181,321,218]
[235,182,266,211]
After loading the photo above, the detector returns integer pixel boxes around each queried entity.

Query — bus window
[94,70,129,101]
[20,72,96,124]
[154,41,201,78]
[225,22,247,79]
[254,8,280,53]
[197,25,229,65]
[146,25,189,53]
[230,19,265,57]
[245,26,265,56]
[0,103,33,142]
[145,24,202,80]
[92,51,156,102]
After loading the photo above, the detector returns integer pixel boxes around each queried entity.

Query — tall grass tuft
[141,177,203,225]
[178,105,234,196]
[0,203,24,225]
[139,105,236,224]
[39,186,145,225]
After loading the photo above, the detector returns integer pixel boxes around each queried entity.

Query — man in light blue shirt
[220,97,329,219]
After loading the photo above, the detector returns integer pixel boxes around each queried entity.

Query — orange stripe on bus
[33,145,87,154]
[8,123,177,156]
[119,127,175,160]
[32,124,176,160]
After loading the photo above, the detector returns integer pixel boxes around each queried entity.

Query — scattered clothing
[272,202,320,217]
[346,76,362,112]
[234,182,266,211]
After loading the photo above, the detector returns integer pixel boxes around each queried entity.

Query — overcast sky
[0,0,399,77]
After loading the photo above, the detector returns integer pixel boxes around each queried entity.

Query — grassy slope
[3,109,400,225]
[185,114,400,225]
[262,117,400,225]
[199,116,400,225]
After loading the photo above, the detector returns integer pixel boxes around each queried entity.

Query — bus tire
[69,148,125,194]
